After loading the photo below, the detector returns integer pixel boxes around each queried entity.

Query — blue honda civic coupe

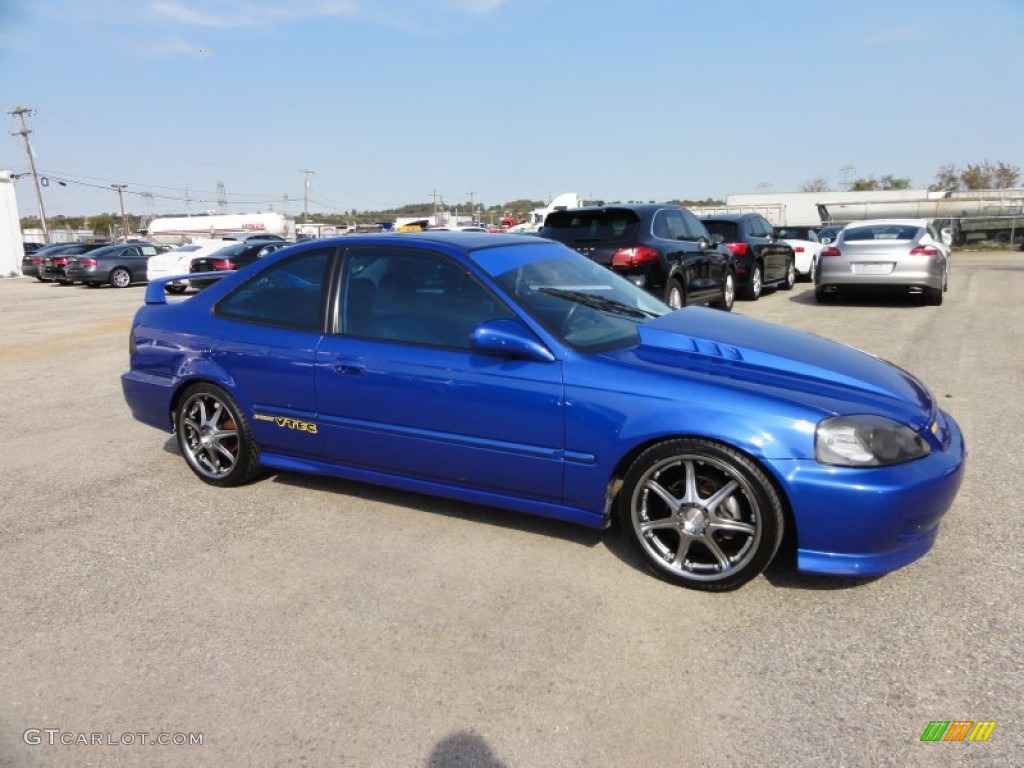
[122,233,965,590]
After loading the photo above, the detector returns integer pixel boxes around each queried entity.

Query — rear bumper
[817,264,944,291]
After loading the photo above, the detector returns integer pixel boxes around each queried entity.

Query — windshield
[470,241,669,351]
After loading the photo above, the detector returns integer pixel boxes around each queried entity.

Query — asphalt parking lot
[1,252,1021,768]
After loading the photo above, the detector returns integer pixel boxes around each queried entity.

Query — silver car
[815,219,949,305]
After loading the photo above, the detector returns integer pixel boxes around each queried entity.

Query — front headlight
[816,415,930,467]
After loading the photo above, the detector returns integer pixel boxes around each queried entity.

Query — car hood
[626,307,935,425]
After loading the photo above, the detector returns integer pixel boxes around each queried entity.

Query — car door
[680,208,722,301]
[752,216,786,280]
[652,208,698,298]
[211,247,333,457]
[314,244,566,502]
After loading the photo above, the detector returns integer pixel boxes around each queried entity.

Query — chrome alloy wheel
[630,453,763,583]
[179,391,240,480]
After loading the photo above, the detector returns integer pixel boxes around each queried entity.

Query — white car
[146,239,233,294]
[776,226,824,282]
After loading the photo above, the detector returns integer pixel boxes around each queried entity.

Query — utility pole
[299,169,315,222]
[111,184,128,240]
[8,106,51,243]
[466,190,476,223]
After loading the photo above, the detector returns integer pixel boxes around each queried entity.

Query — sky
[1,0,1022,219]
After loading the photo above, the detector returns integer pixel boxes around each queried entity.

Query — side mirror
[471,318,555,362]
[696,237,710,250]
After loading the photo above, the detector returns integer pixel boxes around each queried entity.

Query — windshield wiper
[539,287,657,319]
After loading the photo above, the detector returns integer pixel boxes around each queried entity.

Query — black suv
[699,213,796,300]
[539,204,735,311]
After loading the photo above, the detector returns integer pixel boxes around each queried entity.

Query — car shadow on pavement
[159,448,880,591]
[787,289,932,308]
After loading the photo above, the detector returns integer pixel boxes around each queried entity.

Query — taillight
[54,257,68,266]
[909,245,941,257]
[792,246,805,253]
[724,242,749,256]
[80,258,97,267]
[821,247,842,257]
[211,259,236,270]
[31,257,42,265]
[611,246,660,269]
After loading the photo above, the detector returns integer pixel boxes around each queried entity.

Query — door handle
[335,363,365,376]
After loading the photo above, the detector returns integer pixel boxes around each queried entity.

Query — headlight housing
[816,415,930,467]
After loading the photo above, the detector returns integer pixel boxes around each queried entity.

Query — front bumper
[773,410,965,577]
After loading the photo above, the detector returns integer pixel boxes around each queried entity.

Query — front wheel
[740,263,762,301]
[665,278,686,310]
[176,383,262,487]
[711,272,735,312]
[109,267,131,288]
[618,439,784,591]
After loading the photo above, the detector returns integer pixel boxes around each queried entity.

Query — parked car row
[20,237,287,291]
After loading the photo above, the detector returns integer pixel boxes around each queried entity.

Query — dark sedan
[38,241,112,283]
[539,204,735,311]
[64,242,163,287]
[188,239,290,289]
[699,213,796,300]
[21,242,73,279]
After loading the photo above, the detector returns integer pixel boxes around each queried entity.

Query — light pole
[111,184,128,240]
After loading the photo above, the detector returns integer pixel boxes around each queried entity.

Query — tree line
[802,159,1020,193]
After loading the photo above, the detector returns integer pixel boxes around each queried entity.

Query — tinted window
[216,249,331,330]
[653,209,687,240]
[680,209,708,240]
[340,247,513,348]
[751,217,773,237]
[702,220,739,241]
[542,209,641,242]
[844,225,921,241]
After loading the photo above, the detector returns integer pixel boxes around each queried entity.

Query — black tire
[618,439,784,591]
[924,286,943,306]
[780,258,796,291]
[815,288,836,304]
[85,282,101,288]
[109,267,131,288]
[56,278,73,286]
[175,383,262,487]
[711,272,735,312]
[740,263,762,301]
[165,284,187,295]
[665,278,686,310]
[804,257,818,283]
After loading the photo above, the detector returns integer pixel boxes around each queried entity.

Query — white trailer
[142,212,295,245]
[1,171,25,277]
[508,192,583,232]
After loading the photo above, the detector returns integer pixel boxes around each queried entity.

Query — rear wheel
[815,288,836,304]
[165,284,187,295]
[924,286,943,306]
[780,258,796,291]
[740,263,762,301]
[665,278,686,310]
[806,257,818,283]
[109,268,131,288]
[176,383,262,487]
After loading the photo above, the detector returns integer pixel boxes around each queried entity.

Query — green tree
[878,175,912,190]
[800,177,830,193]
[930,163,961,191]
[849,177,879,191]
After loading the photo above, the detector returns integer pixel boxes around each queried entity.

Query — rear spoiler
[144,271,233,305]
